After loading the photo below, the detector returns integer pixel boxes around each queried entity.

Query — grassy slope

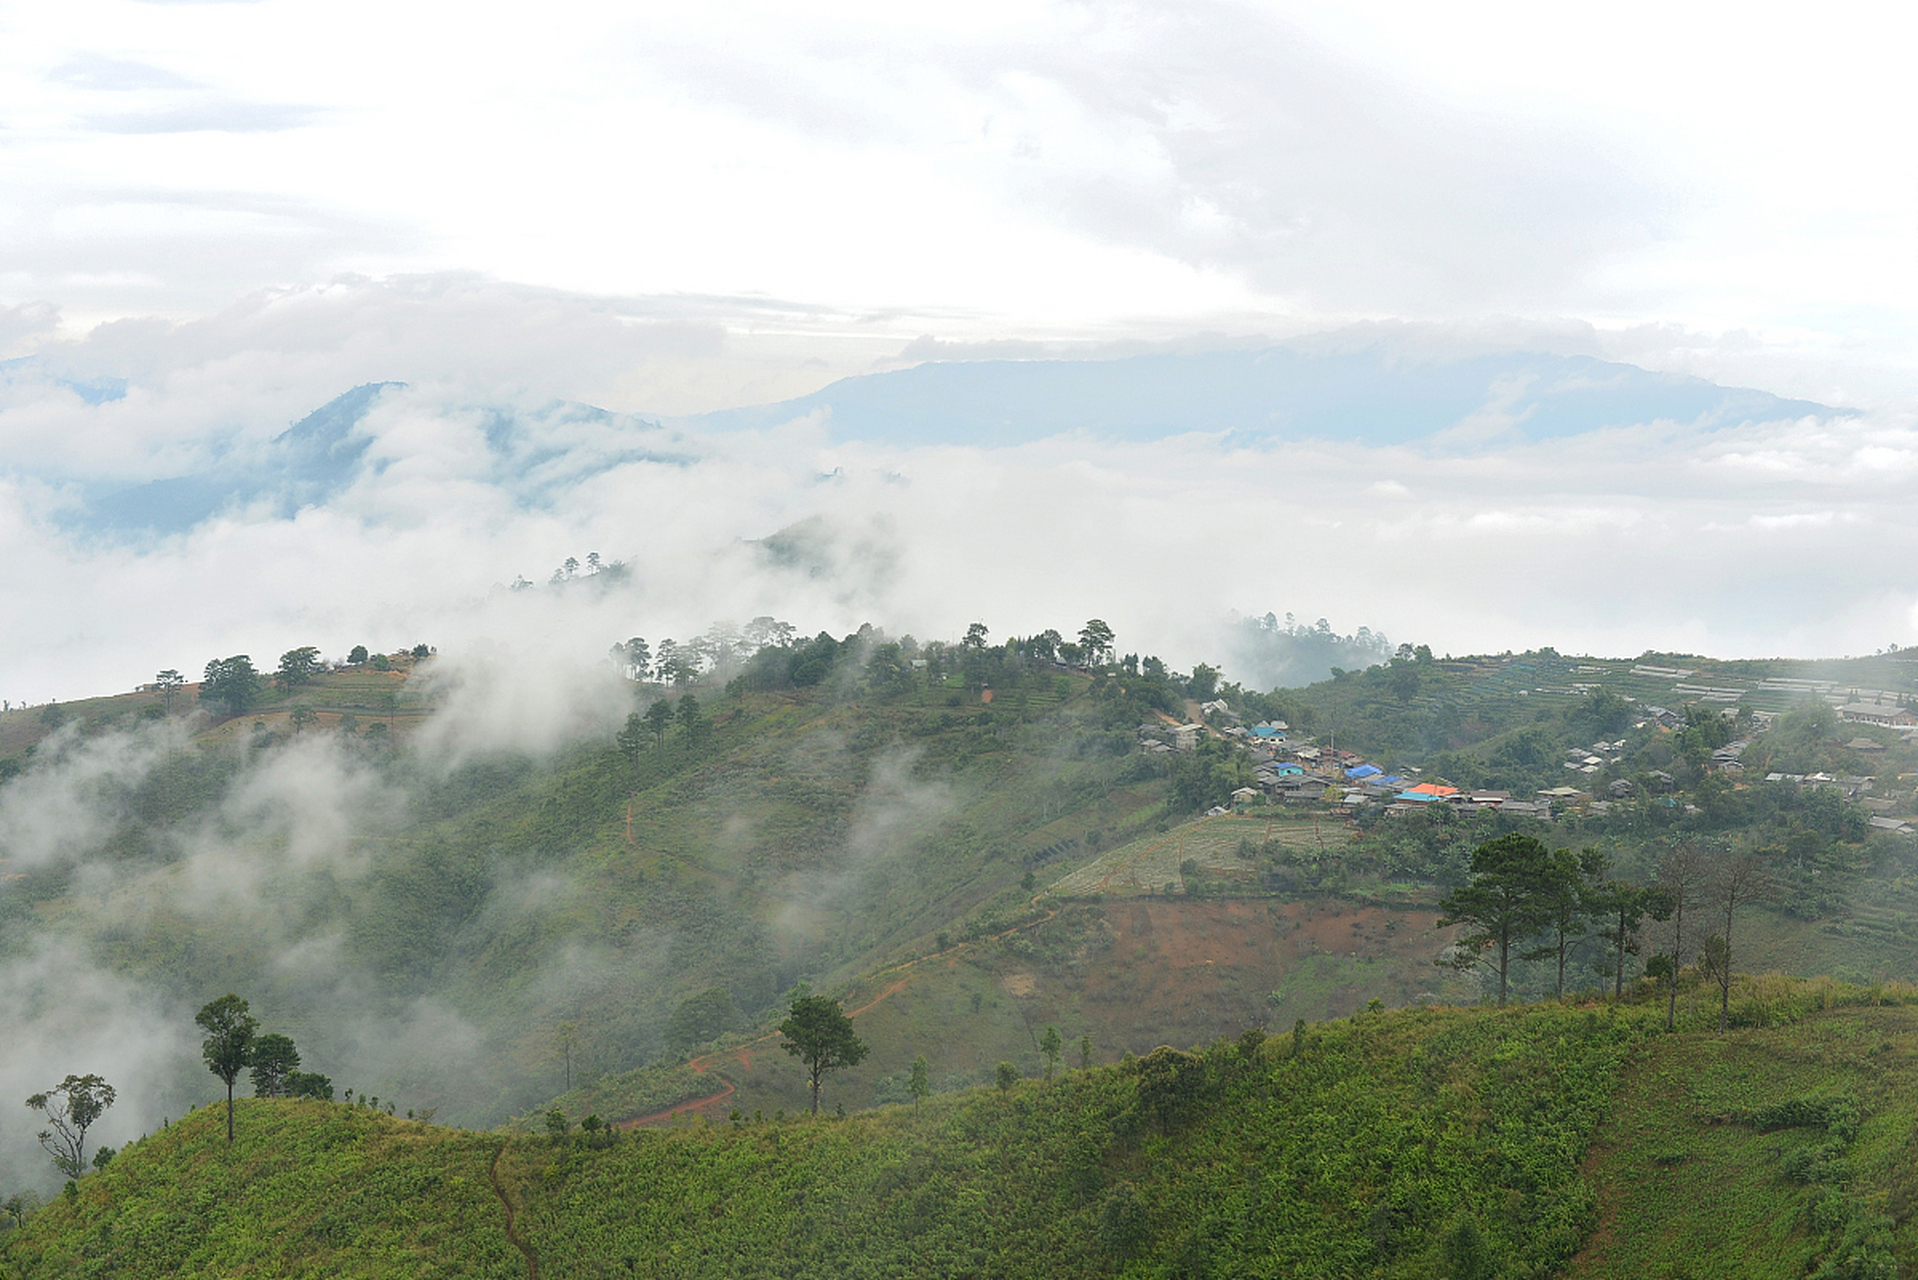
[4,1001,1647,1280]
[533,879,1474,1127]
[3,670,1165,1126]
[8,646,1916,1141]
[16,990,1918,1280]
[1572,995,1918,1280]
[0,1102,518,1279]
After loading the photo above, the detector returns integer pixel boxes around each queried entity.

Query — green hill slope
[13,991,1918,1279]
[3,1000,1640,1279]
[4,633,1915,1156]
[1,662,1178,1128]
[1,1101,518,1279]
[1572,988,1918,1280]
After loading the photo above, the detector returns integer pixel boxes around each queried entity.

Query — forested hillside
[2,623,1915,1267]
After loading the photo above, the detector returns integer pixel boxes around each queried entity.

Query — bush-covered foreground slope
[0,1001,1633,1279]
[1571,990,1918,1280]
[498,1003,1648,1280]
[1,1101,520,1279]
[16,994,1918,1279]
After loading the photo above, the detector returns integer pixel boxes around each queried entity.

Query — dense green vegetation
[1573,990,1918,1280]
[3,624,1916,1278]
[1,1102,517,1279]
[0,628,1180,1130]
[15,989,1918,1278]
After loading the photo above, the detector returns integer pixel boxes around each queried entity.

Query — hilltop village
[1140,653,1918,836]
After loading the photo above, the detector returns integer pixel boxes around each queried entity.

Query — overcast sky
[8,1,1918,392]
[1,1,1915,698]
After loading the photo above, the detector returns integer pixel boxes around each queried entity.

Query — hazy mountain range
[65,346,1841,537]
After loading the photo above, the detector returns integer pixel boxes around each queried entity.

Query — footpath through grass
[16,988,1918,1280]
[498,1002,1648,1280]
[1572,996,1918,1280]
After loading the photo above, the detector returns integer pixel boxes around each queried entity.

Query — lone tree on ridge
[200,656,261,719]
[778,994,869,1116]
[248,1033,301,1098]
[275,646,321,690]
[197,994,259,1142]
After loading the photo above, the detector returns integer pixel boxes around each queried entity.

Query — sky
[1,1,1917,700]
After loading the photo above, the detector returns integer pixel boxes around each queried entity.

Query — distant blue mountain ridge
[688,347,1841,447]
[1,354,127,407]
[48,346,1844,535]
[73,384,694,536]
[81,382,401,534]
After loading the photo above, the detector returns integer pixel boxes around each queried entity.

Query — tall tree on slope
[778,995,869,1116]
[1652,846,1711,1031]
[24,1075,115,1178]
[1438,833,1556,1007]
[197,994,258,1142]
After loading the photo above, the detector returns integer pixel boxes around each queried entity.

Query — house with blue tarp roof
[1346,764,1381,779]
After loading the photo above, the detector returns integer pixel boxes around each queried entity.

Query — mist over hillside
[3,323,1911,707]
[2,608,1915,1203]
[7,6,1918,1270]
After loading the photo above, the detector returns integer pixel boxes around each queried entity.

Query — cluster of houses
[1144,715,1565,820]
[1140,693,1918,831]
[1565,740,1629,774]
[1763,770,1876,797]
[1760,770,1914,833]
[1712,739,1753,771]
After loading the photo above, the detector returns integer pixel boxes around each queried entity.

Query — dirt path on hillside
[615,1077,737,1129]
[613,921,1060,1126]
[617,982,914,1128]
[843,977,909,1017]
[488,1142,539,1280]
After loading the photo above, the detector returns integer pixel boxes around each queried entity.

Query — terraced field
[1417,653,1909,722]
[1049,813,1343,896]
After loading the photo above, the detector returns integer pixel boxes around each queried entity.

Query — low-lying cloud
[0,937,188,1194]
[0,288,1915,713]
[0,709,641,1192]
[0,721,182,867]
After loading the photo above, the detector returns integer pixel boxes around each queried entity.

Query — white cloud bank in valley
[2,0,1916,698]
[0,280,1912,706]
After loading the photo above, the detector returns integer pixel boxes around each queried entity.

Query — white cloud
[0,937,187,1191]
[0,0,1914,399]
[0,343,1912,705]
[1745,512,1843,532]
[219,735,402,871]
[0,720,182,867]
